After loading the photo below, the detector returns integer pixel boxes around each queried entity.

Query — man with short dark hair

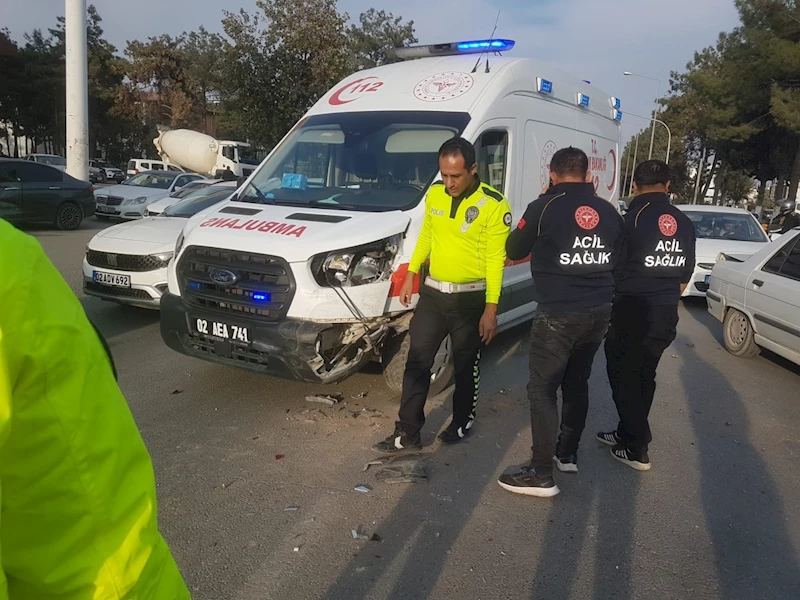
[498,146,626,497]
[598,160,695,471]
[374,137,512,452]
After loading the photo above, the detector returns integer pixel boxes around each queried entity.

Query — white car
[126,158,185,176]
[94,171,204,220]
[707,228,800,366]
[677,205,770,297]
[146,179,230,216]
[24,153,66,171]
[83,186,235,308]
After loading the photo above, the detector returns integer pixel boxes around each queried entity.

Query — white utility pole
[65,0,89,181]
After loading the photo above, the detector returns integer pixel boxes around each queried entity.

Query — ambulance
[159,38,623,396]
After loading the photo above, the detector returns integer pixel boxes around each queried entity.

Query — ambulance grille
[177,246,295,321]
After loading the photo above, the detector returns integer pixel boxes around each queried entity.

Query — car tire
[723,308,760,358]
[382,331,455,399]
[54,202,83,230]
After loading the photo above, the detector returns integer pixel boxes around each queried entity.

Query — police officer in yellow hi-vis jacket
[374,137,512,452]
[0,219,190,599]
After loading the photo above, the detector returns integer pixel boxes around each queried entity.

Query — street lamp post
[624,71,661,161]
[65,0,89,181]
[625,111,672,165]
[628,135,640,197]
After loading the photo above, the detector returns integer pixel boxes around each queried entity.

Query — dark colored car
[0,158,95,230]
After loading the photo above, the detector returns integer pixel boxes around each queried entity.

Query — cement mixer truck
[153,128,259,178]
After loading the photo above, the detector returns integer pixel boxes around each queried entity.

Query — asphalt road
[25,219,800,600]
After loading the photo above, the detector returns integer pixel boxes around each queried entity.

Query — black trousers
[528,304,612,477]
[604,297,679,454]
[397,286,485,436]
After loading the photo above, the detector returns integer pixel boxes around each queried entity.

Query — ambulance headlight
[313,235,401,287]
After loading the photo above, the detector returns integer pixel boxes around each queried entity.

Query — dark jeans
[397,286,485,436]
[528,304,612,477]
[604,297,679,454]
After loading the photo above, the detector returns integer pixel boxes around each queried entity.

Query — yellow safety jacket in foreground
[0,220,190,599]
[408,180,512,304]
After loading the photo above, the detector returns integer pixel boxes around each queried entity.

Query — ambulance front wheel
[382,332,455,398]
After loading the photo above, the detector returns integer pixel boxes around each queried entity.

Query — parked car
[126,158,184,176]
[89,159,126,184]
[0,158,94,230]
[677,205,770,297]
[146,179,233,216]
[94,171,204,221]
[23,153,66,172]
[83,186,235,308]
[707,228,800,366]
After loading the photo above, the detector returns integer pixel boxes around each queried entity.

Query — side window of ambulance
[476,131,508,194]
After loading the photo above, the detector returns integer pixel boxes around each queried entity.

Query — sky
[1,0,742,141]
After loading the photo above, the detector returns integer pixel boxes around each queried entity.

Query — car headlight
[175,231,185,256]
[152,251,174,263]
[312,235,401,287]
[123,196,149,205]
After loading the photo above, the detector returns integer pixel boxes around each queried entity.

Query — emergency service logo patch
[465,206,480,224]
[540,141,559,189]
[575,206,600,230]
[503,212,512,227]
[414,72,475,103]
[658,213,679,237]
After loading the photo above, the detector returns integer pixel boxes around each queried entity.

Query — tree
[347,8,416,71]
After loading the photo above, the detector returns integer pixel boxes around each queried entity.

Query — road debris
[293,546,301,552]
[351,526,369,540]
[430,492,453,502]
[498,388,510,395]
[351,392,369,399]
[171,389,183,395]
[375,455,428,484]
[284,505,299,511]
[370,534,382,542]
[305,394,344,406]
[671,354,679,359]
[275,454,285,460]
[363,459,385,472]
[354,485,372,493]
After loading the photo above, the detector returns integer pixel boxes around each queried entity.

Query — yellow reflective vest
[409,180,512,303]
[0,220,190,599]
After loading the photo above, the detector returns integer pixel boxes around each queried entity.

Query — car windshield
[237,111,471,212]
[684,211,768,242]
[170,181,209,198]
[39,155,66,166]
[162,188,233,218]
[123,172,176,189]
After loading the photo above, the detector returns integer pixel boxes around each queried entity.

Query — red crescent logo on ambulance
[658,213,678,237]
[575,206,600,230]
[329,77,384,106]
[607,148,617,192]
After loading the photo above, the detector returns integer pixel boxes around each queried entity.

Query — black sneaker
[610,444,651,471]
[596,430,622,446]
[497,465,560,497]
[553,453,578,473]
[437,419,474,444]
[373,426,422,454]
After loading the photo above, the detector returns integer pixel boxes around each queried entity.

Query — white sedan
[677,205,770,297]
[707,228,800,366]
[94,171,204,220]
[83,185,235,308]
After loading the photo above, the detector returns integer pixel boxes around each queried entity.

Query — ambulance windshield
[237,111,471,211]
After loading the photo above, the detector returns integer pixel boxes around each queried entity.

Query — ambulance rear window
[238,111,471,212]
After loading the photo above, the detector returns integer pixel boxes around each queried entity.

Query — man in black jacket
[598,160,696,471]
[497,147,627,498]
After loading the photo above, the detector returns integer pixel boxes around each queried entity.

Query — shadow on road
[81,297,160,342]
[319,323,531,599]
[679,337,800,599]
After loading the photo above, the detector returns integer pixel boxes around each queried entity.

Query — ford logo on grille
[209,269,238,285]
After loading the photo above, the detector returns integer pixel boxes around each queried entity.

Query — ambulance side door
[473,119,520,326]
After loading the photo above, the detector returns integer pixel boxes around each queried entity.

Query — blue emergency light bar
[610,97,622,109]
[537,77,553,95]
[577,93,590,108]
[392,39,515,60]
